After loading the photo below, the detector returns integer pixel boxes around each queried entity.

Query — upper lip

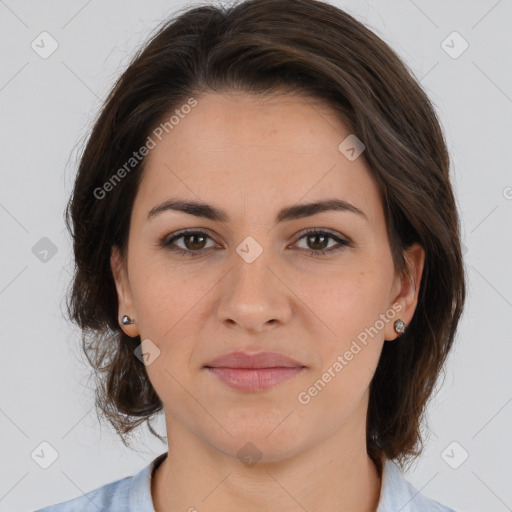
[204,351,305,369]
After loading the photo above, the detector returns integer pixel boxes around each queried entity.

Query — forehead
[133,92,382,226]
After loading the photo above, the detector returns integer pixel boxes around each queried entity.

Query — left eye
[293,230,350,256]
[160,229,350,257]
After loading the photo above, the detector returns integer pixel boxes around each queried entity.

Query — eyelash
[159,228,352,258]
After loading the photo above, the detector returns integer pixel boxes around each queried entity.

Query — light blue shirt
[34,452,457,511]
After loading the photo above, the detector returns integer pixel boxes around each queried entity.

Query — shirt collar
[376,458,446,512]
[128,451,167,511]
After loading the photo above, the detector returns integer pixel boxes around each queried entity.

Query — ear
[385,242,425,341]
[110,245,139,337]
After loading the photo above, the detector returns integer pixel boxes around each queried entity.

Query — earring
[394,319,406,336]
[121,314,135,325]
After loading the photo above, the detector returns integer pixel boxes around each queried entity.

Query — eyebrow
[146,197,367,223]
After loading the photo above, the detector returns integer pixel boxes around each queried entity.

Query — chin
[203,413,309,462]
[213,435,306,466]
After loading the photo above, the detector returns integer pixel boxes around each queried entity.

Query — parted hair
[65,0,466,471]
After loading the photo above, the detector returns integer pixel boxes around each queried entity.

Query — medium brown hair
[65,0,466,471]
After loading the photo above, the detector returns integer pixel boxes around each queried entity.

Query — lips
[204,351,306,392]
[204,351,305,369]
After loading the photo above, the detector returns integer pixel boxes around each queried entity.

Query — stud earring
[121,314,135,325]
[394,319,406,336]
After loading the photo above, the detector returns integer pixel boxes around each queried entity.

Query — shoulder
[33,474,132,511]
[377,459,459,512]
[33,452,167,512]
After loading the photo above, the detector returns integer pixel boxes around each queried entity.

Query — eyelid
[160,228,219,248]
[292,227,350,243]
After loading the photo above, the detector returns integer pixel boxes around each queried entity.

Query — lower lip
[205,367,305,392]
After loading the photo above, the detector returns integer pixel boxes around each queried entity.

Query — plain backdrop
[1,1,511,511]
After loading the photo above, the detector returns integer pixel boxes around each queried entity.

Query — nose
[215,249,293,334]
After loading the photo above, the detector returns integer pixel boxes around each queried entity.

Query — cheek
[129,255,212,335]
[127,257,222,385]
[295,270,388,428]
[299,260,393,344]
[298,260,392,396]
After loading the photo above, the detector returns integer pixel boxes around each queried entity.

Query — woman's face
[111,91,424,461]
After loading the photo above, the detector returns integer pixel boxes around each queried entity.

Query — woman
[35,0,465,510]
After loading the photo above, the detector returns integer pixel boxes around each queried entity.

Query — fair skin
[111,91,425,512]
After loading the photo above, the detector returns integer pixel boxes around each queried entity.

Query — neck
[151,419,382,512]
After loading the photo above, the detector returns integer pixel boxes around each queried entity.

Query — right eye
[160,229,218,257]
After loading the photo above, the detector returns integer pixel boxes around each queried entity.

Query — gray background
[1,0,511,511]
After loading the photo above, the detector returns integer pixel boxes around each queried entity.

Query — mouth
[203,351,306,392]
